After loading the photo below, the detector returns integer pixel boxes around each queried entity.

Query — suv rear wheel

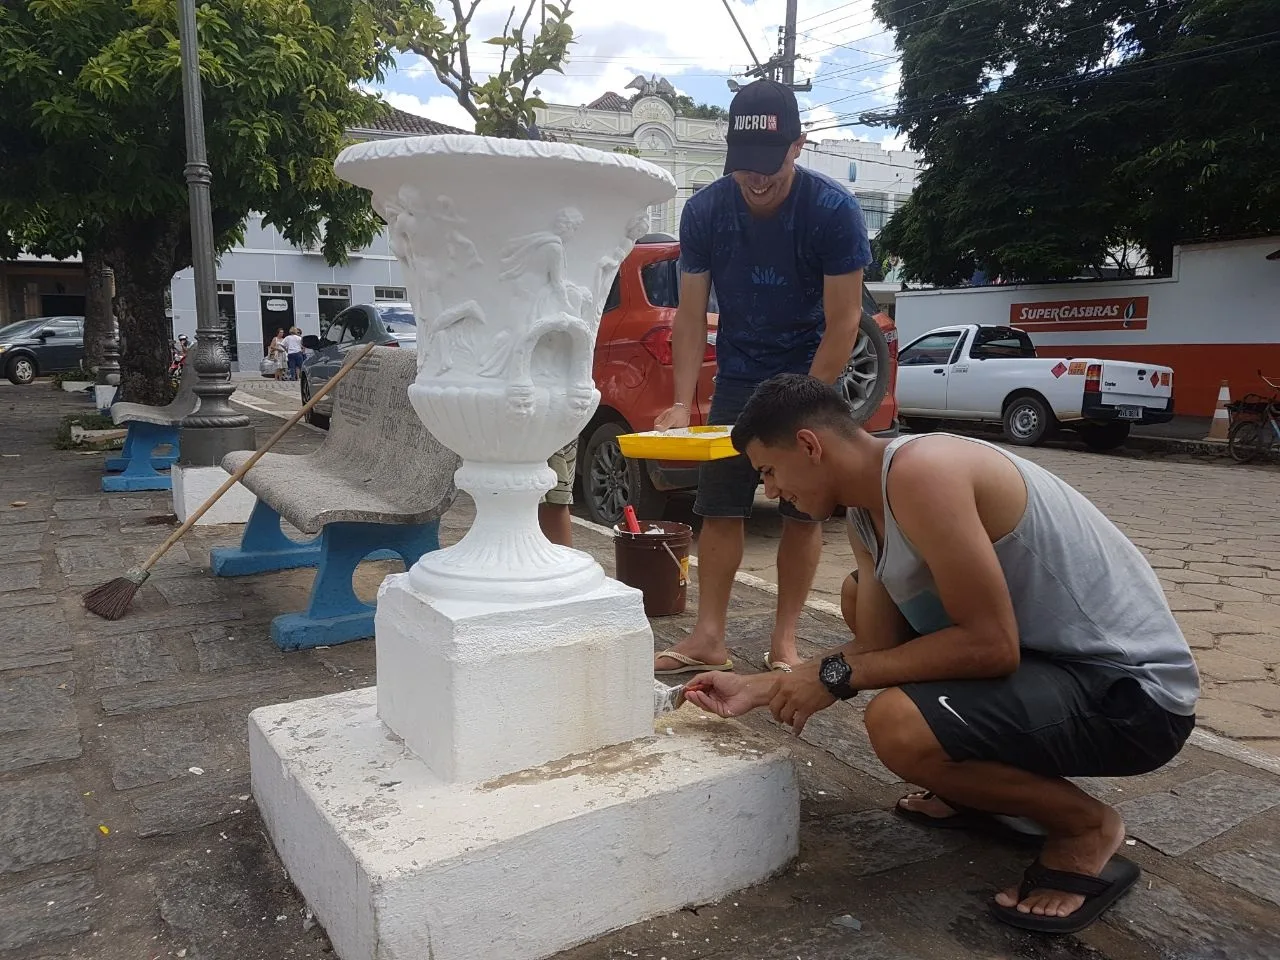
[6,355,36,385]
[581,420,667,527]
[837,315,890,421]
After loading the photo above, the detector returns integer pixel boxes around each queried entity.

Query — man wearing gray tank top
[683,374,1199,936]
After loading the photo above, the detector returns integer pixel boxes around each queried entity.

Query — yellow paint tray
[617,426,738,462]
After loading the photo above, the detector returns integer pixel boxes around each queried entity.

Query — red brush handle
[622,504,642,534]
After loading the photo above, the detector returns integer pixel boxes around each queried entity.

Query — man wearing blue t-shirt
[653,79,873,677]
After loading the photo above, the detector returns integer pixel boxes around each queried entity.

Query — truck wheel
[1002,395,1054,446]
[582,420,667,527]
[1078,421,1130,451]
[6,355,36,385]
[836,315,890,423]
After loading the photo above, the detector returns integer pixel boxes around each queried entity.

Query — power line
[801,0,1184,117]
[806,33,1280,132]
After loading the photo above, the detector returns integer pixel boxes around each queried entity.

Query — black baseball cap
[724,79,803,176]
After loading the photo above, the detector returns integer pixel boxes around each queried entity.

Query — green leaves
[875,0,1280,282]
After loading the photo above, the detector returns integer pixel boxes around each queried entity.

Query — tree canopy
[0,0,394,401]
[869,0,1280,285]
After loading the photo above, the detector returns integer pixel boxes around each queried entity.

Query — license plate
[1118,405,1143,420]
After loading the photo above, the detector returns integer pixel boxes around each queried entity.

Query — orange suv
[578,236,899,525]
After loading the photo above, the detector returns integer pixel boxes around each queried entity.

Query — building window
[260,282,293,296]
[216,281,238,361]
[216,281,235,294]
[318,285,350,299]
[375,286,407,301]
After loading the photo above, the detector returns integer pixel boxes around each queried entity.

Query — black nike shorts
[900,653,1195,779]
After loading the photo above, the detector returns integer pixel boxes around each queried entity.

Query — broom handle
[138,342,380,573]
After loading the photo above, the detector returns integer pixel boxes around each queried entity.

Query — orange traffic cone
[1207,380,1231,441]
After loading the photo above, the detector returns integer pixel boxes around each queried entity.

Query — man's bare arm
[670,271,711,408]
[809,270,864,384]
[849,537,912,654]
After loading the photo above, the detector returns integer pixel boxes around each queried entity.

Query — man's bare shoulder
[888,435,1026,539]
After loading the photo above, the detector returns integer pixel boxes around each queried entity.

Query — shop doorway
[259,282,294,354]
[217,281,238,362]
[318,284,350,338]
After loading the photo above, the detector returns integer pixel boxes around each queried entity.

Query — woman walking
[268,328,287,381]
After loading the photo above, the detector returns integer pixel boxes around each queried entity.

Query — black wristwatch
[819,652,858,700]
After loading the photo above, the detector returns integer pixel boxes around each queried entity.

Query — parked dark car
[0,316,86,384]
[299,302,416,427]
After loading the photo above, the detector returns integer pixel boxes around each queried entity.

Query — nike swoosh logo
[938,696,968,725]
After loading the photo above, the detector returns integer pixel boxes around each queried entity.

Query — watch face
[820,657,848,687]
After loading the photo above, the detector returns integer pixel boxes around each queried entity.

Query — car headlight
[0,344,7,353]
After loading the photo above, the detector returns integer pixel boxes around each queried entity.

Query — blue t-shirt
[679,167,872,385]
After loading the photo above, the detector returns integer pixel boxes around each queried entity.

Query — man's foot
[995,807,1125,918]
[897,790,957,820]
[654,635,731,675]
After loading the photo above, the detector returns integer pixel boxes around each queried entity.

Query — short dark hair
[730,374,860,453]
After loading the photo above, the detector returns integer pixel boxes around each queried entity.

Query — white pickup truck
[896,324,1175,449]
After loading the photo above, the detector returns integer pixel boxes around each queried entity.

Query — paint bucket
[613,520,693,617]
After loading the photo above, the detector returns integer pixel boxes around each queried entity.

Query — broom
[83,342,379,620]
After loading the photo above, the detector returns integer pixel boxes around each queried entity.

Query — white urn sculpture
[335,136,676,603]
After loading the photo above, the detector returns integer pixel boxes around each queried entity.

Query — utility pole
[728,0,810,92]
[781,0,798,87]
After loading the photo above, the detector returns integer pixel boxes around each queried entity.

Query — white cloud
[381,91,476,132]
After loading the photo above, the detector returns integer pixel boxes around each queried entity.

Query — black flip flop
[893,791,1047,847]
[990,855,1141,934]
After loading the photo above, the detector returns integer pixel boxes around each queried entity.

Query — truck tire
[6,354,36,385]
[1078,421,1130,451]
[837,315,890,423]
[581,420,667,527]
[1002,394,1054,446]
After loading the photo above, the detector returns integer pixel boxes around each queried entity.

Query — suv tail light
[1084,363,1102,393]
[640,326,716,365]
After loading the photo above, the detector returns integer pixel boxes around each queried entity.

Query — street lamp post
[175,0,255,465]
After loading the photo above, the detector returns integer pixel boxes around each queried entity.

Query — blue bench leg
[101,423,178,490]
[271,521,441,651]
[105,421,177,472]
[210,501,321,576]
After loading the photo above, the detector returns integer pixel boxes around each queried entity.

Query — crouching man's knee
[864,688,949,781]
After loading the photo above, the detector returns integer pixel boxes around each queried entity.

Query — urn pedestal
[249,136,799,960]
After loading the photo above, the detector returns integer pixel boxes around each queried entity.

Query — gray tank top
[848,435,1199,715]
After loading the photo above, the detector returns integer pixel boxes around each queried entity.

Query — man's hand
[654,403,691,432]
[767,664,836,735]
[683,671,774,718]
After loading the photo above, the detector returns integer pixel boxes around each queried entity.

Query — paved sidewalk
[2,387,1280,959]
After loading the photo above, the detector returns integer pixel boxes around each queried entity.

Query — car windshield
[377,305,417,334]
[0,320,40,340]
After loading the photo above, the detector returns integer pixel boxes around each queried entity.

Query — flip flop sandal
[989,855,1141,934]
[763,659,794,673]
[893,791,1047,847]
[654,650,733,677]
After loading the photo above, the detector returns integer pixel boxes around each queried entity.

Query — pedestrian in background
[283,326,304,381]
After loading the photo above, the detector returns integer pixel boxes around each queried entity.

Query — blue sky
[372,0,908,149]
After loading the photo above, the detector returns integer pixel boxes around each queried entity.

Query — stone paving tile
[92,632,181,689]
[1111,875,1280,960]
[810,810,964,876]
[191,622,287,671]
[0,616,72,671]
[98,668,311,716]
[0,870,97,951]
[131,768,248,837]
[0,773,95,873]
[1118,770,1280,855]
[0,672,82,773]
[0,560,43,592]
[104,714,224,790]
[1197,840,1280,908]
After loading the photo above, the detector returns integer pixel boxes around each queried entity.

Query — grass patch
[49,369,93,390]
[54,412,118,450]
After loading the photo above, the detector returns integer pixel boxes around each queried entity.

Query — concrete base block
[250,688,799,960]
[375,574,654,783]
[172,463,256,525]
[94,384,117,412]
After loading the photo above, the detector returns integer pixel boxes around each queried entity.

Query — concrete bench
[102,363,200,492]
[209,347,459,650]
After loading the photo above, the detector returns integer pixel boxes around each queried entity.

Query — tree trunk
[82,250,113,374]
[105,217,180,405]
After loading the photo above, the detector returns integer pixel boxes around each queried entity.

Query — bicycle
[1227,371,1280,464]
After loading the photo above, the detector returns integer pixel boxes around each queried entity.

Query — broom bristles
[83,567,150,621]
